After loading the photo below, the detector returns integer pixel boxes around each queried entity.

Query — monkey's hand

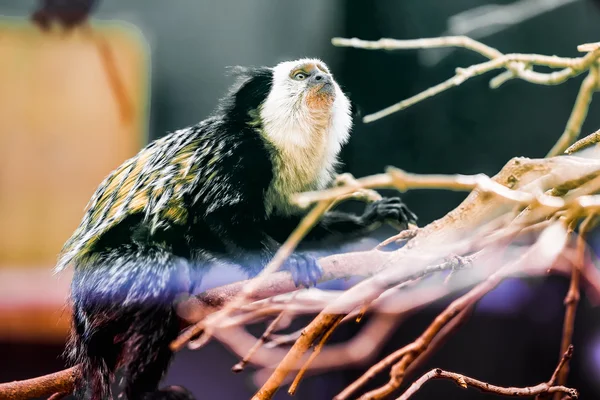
[360,197,417,229]
[281,253,322,288]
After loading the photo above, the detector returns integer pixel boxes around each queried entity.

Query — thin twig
[295,166,562,209]
[553,216,598,399]
[396,368,578,400]
[535,345,574,400]
[232,312,287,373]
[334,343,418,400]
[551,345,575,385]
[579,42,600,52]
[565,128,600,155]
[403,304,475,381]
[252,314,345,400]
[265,329,305,349]
[547,66,599,157]
[332,36,600,123]
[288,315,343,394]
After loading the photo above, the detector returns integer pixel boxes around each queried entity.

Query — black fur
[62,65,417,399]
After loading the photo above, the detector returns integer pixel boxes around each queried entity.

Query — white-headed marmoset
[56,58,417,400]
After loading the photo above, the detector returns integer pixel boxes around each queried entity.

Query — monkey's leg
[70,245,194,400]
[121,306,194,400]
[68,303,121,400]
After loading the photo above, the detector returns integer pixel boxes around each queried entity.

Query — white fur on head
[259,58,352,215]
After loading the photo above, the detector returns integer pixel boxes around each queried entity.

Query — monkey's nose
[312,73,332,85]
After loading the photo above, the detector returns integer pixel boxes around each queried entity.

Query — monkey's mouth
[317,82,334,94]
[306,83,335,109]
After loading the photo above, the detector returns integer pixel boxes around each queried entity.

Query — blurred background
[0,0,600,399]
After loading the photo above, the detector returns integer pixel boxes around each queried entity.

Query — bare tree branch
[396,368,578,400]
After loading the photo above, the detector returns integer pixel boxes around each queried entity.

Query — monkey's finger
[306,258,323,287]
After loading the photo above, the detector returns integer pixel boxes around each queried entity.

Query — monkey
[56,58,417,400]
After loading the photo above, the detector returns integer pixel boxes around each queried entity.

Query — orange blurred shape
[0,19,150,340]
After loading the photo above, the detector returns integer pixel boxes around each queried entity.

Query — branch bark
[0,367,79,400]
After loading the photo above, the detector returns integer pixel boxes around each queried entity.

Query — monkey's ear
[219,65,273,124]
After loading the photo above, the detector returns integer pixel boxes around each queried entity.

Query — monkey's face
[266,59,348,116]
[260,58,352,151]
[287,61,336,110]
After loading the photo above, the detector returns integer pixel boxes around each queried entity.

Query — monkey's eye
[293,72,308,81]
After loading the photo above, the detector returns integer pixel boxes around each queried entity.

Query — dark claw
[361,197,418,227]
[282,253,322,288]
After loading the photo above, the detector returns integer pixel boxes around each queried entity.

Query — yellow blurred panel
[0,20,149,268]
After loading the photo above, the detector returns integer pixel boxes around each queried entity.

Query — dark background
[1,1,600,399]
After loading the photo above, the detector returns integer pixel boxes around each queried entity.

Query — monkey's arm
[206,199,322,286]
[267,197,417,243]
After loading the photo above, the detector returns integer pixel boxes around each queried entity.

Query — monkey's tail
[67,245,195,400]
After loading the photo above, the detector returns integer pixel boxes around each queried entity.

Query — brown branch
[353,274,504,399]
[288,314,343,394]
[232,312,287,373]
[265,327,306,349]
[551,345,575,386]
[535,345,574,400]
[552,216,598,399]
[0,367,79,400]
[335,343,418,400]
[579,42,600,52]
[329,259,474,400]
[252,313,345,400]
[294,160,593,210]
[402,304,475,381]
[353,237,558,400]
[565,128,600,155]
[221,314,401,381]
[547,66,599,157]
[397,368,578,400]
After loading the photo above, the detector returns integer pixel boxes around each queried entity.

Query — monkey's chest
[264,147,333,216]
